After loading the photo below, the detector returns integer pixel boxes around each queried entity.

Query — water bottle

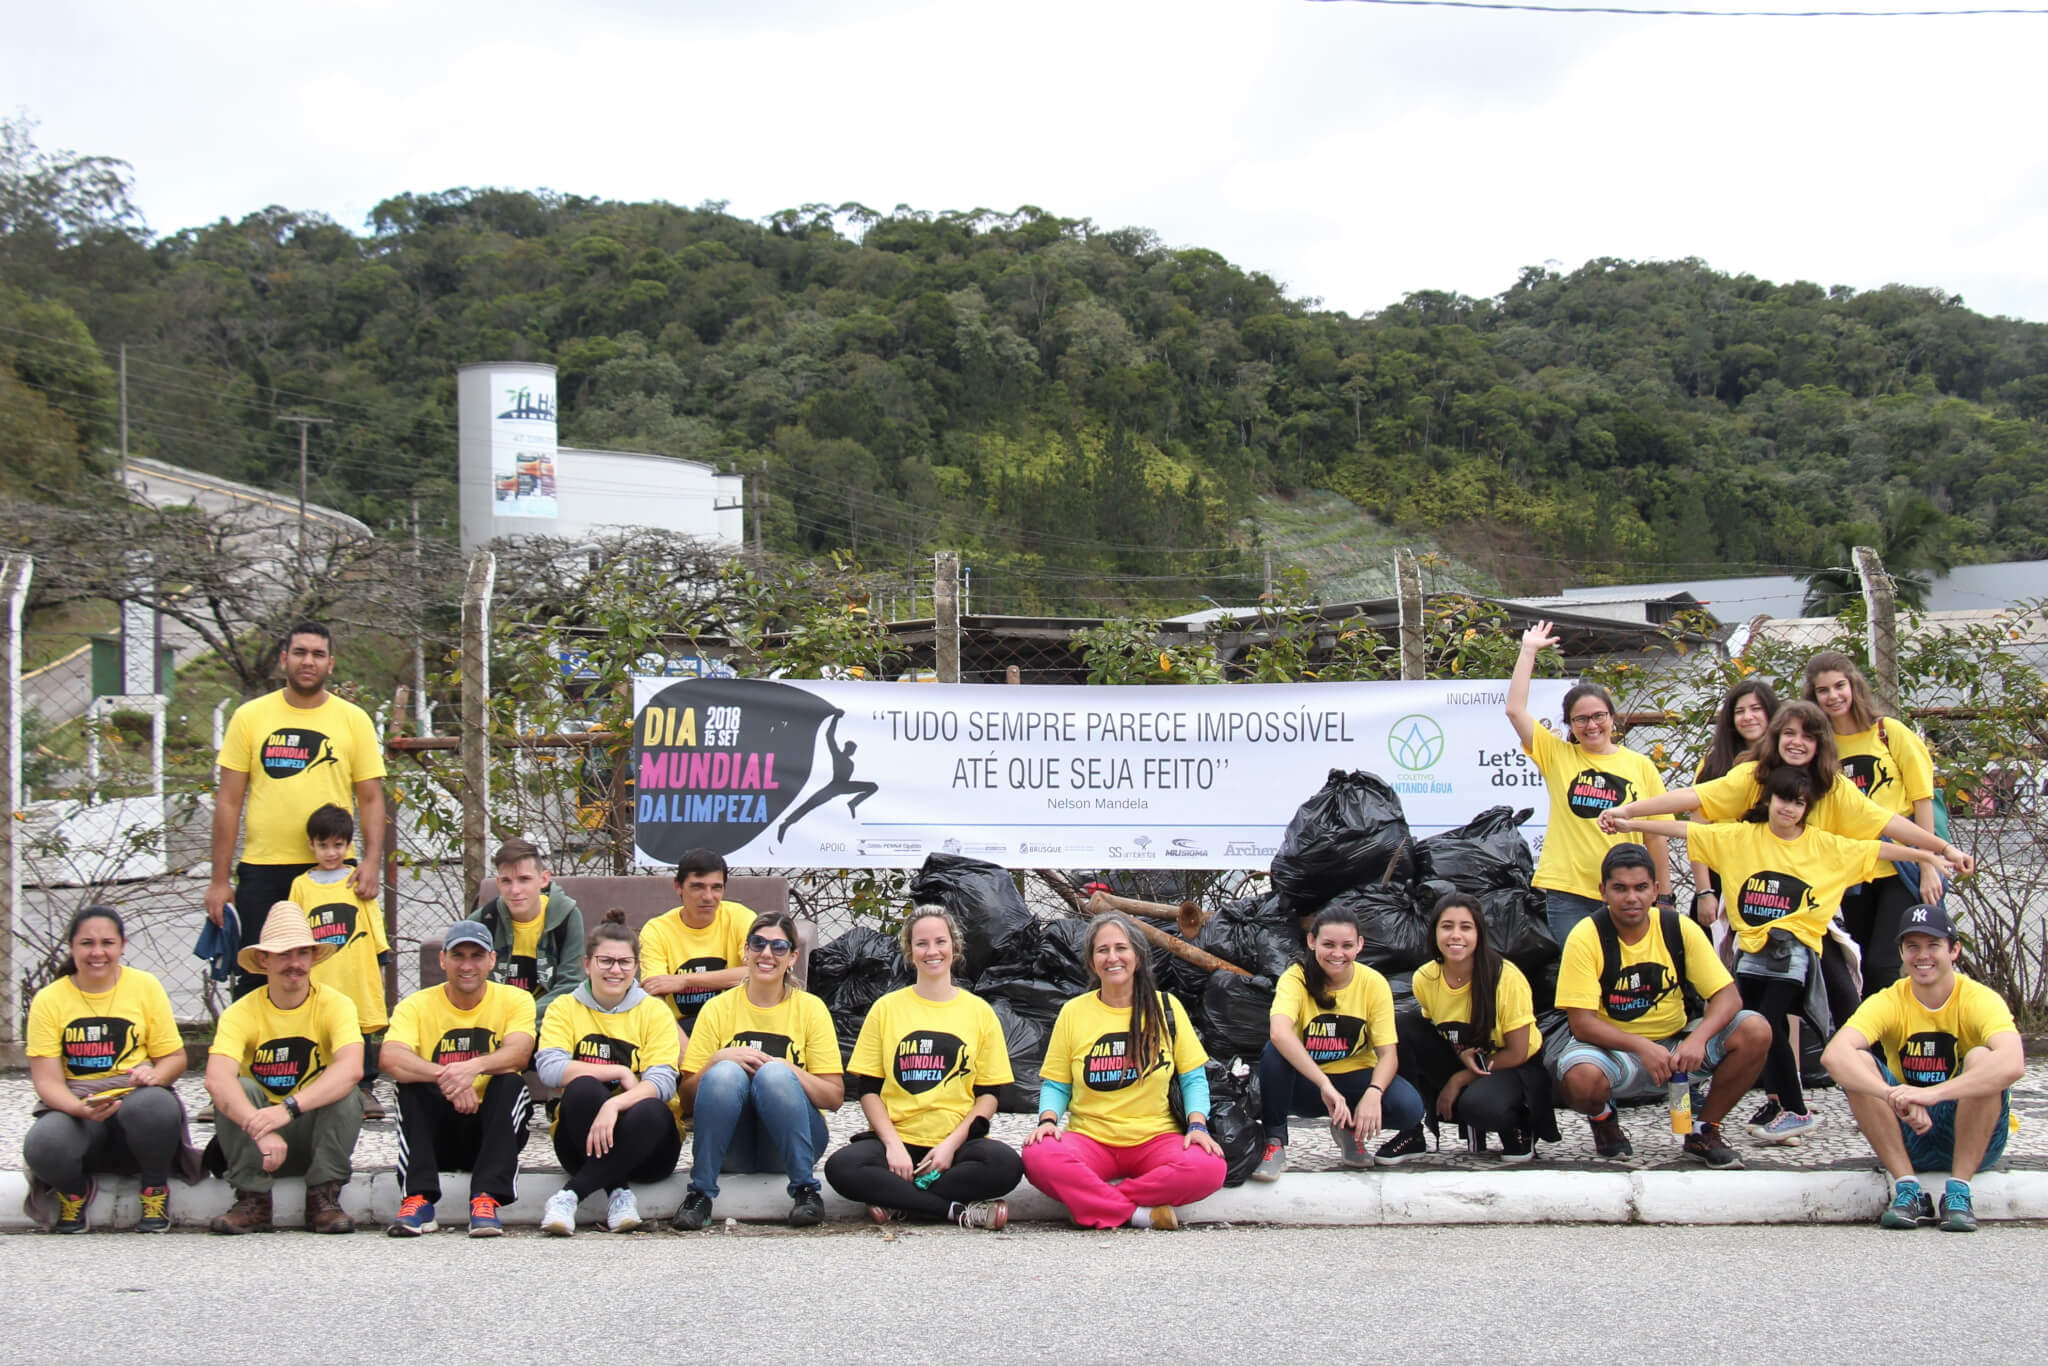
[1668,1070,1693,1135]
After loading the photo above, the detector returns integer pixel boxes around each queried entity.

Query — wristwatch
[283,1095,302,1119]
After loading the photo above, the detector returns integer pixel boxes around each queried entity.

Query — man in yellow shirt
[205,621,386,1001]
[379,920,537,1238]
[1822,903,2025,1233]
[1550,845,1769,1168]
[640,850,756,1040]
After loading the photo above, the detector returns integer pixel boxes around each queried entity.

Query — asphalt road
[1,1222,2039,1363]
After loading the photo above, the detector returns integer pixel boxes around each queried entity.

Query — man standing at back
[639,850,755,1047]
[206,621,386,1000]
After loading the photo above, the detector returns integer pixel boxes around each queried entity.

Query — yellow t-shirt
[289,868,391,1032]
[505,910,546,996]
[27,968,182,1080]
[640,901,755,1026]
[1684,821,1882,953]
[1694,763,1892,840]
[216,690,385,866]
[1523,724,1666,895]
[1269,962,1397,1075]
[1834,721,1936,883]
[1555,912,1733,1040]
[537,991,680,1137]
[1411,959,1542,1054]
[681,985,841,1077]
[847,986,1015,1148]
[210,982,363,1101]
[385,982,537,1098]
[1042,991,1208,1148]
[1843,973,2018,1090]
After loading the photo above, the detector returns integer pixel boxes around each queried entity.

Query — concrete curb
[5,1167,2043,1231]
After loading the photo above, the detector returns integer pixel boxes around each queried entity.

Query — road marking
[21,642,91,682]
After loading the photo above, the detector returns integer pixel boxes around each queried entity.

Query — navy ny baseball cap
[1896,904,1956,942]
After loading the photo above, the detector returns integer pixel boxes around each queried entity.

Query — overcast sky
[12,0,2044,321]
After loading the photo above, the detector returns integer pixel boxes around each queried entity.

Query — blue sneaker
[1940,1183,1977,1233]
[388,1193,437,1237]
[1879,1181,1933,1230]
[468,1194,504,1238]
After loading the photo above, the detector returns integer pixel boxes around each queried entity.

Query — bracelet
[283,1095,302,1119]
[1697,889,1718,900]
[1187,1120,1209,1132]
[1365,1083,1383,1093]
[1036,1116,1059,1127]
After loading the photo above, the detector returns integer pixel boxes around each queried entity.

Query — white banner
[489,369,558,519]
[630,676,1568,870]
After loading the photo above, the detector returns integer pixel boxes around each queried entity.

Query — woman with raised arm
[1506,619,1672,942]
[1021,913,1225,1230]
[534,909,683,1236]
[824,905,1021,1229]
[1688,680,1780,929]
[22,906,196,1233]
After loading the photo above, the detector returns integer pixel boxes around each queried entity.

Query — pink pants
[1020,1130,1227,1229]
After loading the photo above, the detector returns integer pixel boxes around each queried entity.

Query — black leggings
[21,1086,183,1190]
[1840,875,1920,999]
[552,1077,682,1199]
[1738,974,1806,1115]
[1395,1011,1550,1138]
[823,1131,1023,1220]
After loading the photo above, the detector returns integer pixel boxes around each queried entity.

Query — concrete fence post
[0,554,33,1046]
[460,552,496,903]
[935,551,961,684]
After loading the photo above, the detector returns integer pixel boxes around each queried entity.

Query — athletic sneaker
[136,1184,171,1234]
[1758,1110,1820,1144]
[673,1189,713,1231]
[1744,1099,1782,1137]
[788,1187,825,1228]
[540,1189,578,1237]
[1145,1204,1180,1231]
[1940,1184,1978,1233]
[388,1194,437,1237]
[1465,1129,1489,1157]
[1589,1110,1633,1159]
[955,1199,1008,1231]
[1880,1182,1935,1230]
[866,1204,902,1225]
[53,1187,91,1235]
[1332,1121,1373,1169]
[357,1087,387,1121]
[1682,1121,1743,1169]
[605,1189,642,1234]
[1252,1141,1288,1182]
[1497,1129,1535,1164]
[468,1194,504,1238]
[1374,1126,1427,1166]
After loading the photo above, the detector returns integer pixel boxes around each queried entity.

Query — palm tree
[1800,494,1954,616]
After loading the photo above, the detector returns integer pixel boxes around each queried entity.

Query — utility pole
[118,344,128,487]
[274,414,332,569]
[754,460,766,554]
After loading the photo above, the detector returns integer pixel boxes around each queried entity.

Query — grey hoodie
[532,981,678,1102]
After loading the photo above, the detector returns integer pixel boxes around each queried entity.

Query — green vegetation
[6,115,2048,613]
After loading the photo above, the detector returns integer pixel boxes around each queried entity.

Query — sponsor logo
[858,839,924,856]
[1223,840,1278,857]
[1388,714,1447,771]
[941,838,1006,857]
[1164,838,1209,859]
[1019,842,1062,856]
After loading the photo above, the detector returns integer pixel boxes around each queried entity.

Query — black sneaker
[1373,1126,1427,1166]
[1743,1099,1782,1137]
[1682,1121,1743,1169]
[1589,1110,1633,1159]
[1498,1128,1535,1164]
[672,1189,713,1232]
[788,1187,825,1228]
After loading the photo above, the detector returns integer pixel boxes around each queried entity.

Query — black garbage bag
[1412,877,1458,920]
[1268,770,1413,907]
[1035,919,1096,991]
[1417,806,1536,893]
[1320,884,1431,973]
[1385,969,1416,1017]
[810,927,910,1054]
[989,997,1049,1112]
[977,918,1096,1030]
[1199,1057,1266,1187]
[1200,970,1277,1059]
[1479,887,1559,970]
[1529,960,1561,1016]
[909,853,1040,981]
[1195,899,1297,979]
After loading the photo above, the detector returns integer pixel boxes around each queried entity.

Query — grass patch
[1247,490,1499,601]
[20,598,119,673]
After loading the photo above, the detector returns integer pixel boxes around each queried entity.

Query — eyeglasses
[591,956,636,971]
[746,935,796,957]
[1569,710,1612,727]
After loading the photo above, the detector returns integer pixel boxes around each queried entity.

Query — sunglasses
[746,935,796,957]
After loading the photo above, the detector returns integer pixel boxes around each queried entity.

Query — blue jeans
[688,1059,830,1198]
[1544,890,1604,946]
[1257,1042,1425,1144]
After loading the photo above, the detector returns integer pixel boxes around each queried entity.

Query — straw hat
[236,901,338,973]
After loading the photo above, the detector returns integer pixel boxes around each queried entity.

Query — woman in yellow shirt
[23,906,192,1233]
[1021,913,1224,1229]
[534,910,683,1236]
[824,905,1021,1229]
[1687,680,1779,927]
[1397,893,1557,1162]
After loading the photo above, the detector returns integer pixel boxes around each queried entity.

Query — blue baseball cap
[1896,904,1956,943]
[443,919,495,952]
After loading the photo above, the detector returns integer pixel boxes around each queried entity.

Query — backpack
[1876,717,1951,843]
[1592,907,1706,1024]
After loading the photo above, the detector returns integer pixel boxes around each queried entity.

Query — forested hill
[6,156,2048,607]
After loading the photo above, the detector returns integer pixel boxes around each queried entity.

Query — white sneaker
[540,1189,578,1237]
[605,1188,642,1234]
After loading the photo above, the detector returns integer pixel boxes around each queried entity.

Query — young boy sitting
[288,803,393,1118]
[472,838,586,1022]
